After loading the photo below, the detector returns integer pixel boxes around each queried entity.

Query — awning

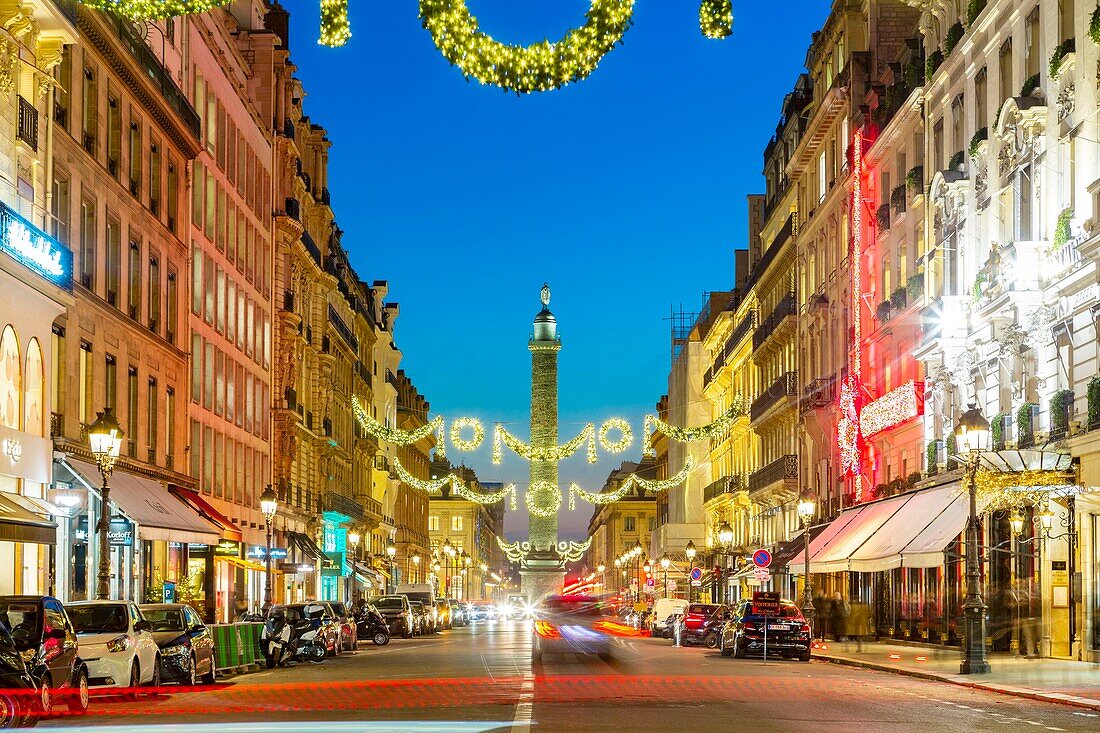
[847,485,962,572]
[217,555,268,573]
[770,524,829,572]
[789,485,970,575]
[0,491,56,544]
[287,531,333,567]
[787,506,865,574]
[62,458,221,545]
[168,486,243,542]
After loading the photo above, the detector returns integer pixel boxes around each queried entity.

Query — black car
[139,604,216,685]
[368,596,413,639]
[0,596,89,716]
[0,622,40,728]
[718,598,811,661]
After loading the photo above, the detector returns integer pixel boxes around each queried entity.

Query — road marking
[511,673,534,733]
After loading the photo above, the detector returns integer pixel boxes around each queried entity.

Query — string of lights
[449,417,485,451]
[699,0,733,39]
[642,397,746,456]
[391,456,516,507]
[974,469,1079,513]
[77,0,229,20]
[319,0,351,46]
[597,418,633,454]
[526,481,564,518]
[417,0,636,94]
[494,424,597,464]
[352,396,441,445]
[567,456,695,509]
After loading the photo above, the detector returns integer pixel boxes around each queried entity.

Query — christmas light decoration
[449,417,485,451]
[699,0,733,39]
[435,421,447,460]
[76,0,229,20]
[352,396,441,445]
[860,381,926,439]
[642,397,746,456]
[974,469,1078,513]
[597,418,633,453]
[557,538,592,563]
[495,424,597,464]
[418,0,636,94]
[498,538,531,563]
[392,456,516,507]
[839,129,867,495]
[526,480,564,518]
[568,456,695,509]
[319,0,351,47]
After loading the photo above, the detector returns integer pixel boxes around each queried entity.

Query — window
[55,49,71,132]
[191,419,201,484]
[51,326,64,430]
[79,199,96,291]
[51,172,70,245]
[167,160,178,232]
[451,515,463,531]
[149,141,161,215]
[127,239,141,319]
[165,387,174,467]
[166,270,177,344]
[82,68,97,154]
[623,516,636,532]
[975,68,988,131]
[192,161,203,228]
[999,40,1013,108]
[78,341,91,425]
[428,516,439,532]
[106,96,120,177]
[191,333,201,403]
[147,378,157,462]
[105,218,120,307]
[149,257,161,332]
[817,150,827,203]
[191,244,202,314]
[127,367,138,457]
[932,119,944,171]
[129,118,142,198]
[104,355,116,413]
[1059,0,1074,43]
[1025,9,1040,79]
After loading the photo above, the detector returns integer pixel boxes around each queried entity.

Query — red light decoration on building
[860,380,926,439]
[838,129,867,489]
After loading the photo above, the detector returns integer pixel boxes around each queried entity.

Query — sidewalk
[812,639,1100,711]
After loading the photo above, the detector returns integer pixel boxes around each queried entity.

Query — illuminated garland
[860,381,925,439]
[449,417,485,451]
[699,0,733,39]
[974,469,1078,513]
[598,418,633,453]
[352,396,441,446]
[319,0,351,47]
[76,0,229,20]
[418,0,636,94]
[642,397,746,456]
[392,456,516,507]
[494,424,597,464]
[557,539,592,564]
[527,481,564,518]
[840,128,866,495]
[498,538,531,563]
[568,456,695,509]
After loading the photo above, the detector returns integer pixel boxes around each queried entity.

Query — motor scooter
[354,606,390,646]
[260,609,292,668]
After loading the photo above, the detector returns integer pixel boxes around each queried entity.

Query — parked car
[368,596,414,639]
[719,598,811,661]
[531,596,614,663]
[66,601,160,689]
[676,603,730,647]
[0,595,90,715]
[138,604,215,685]
[409,601,429,636]
[323,602,357,652]
[0,609,59,727]
[649,598,688,638]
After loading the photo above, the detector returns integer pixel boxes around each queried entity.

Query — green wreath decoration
[699,0,733,39]
[527,481,564,518]
[418,0,636,94]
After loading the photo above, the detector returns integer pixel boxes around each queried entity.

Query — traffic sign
[689,567,703,582]
[752,591,781,616]
[691,580,702,587]
[645,577,655,587]
[753,567,770,582]
[752,548,772,568]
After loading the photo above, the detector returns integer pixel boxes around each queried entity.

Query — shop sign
[0,201,72,289]
[247,546,287,560]
[76,516,133,546]
[214,539,241,557]
[0,424,50,483]
[278,561,314,573]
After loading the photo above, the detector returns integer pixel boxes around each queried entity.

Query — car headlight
[106,635,132,653]
[161,644,189,657]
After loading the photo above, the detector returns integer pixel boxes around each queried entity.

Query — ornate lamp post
[385,538,397,593]
[347,530,361,602]
[796,488,817,630]
[259,485,279,609]
[717,520,734,604]
[956,404,992,674]
[432,558,442,596]
[411,551,421,583]
[660,554,670,598]
[443,540,455,596]
[685,540,697,603]
[87,409,125,600]
[462,551,471,599]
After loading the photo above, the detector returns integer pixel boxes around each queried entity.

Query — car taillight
[743,621,757,631]
[106,635,131,653]
[800,624,811,633]
[534,620,561,639]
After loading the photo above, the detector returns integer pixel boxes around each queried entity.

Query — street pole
[957,404,991,675]
[87,409,124,601]
[797,489,816,634]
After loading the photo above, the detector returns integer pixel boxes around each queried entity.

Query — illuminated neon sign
[0,201,72,289]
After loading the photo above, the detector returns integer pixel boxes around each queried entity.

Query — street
[40,621,1100,732]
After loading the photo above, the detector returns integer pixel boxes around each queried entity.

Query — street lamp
[797,488,817,631]
[87,409,125,600]
[613,557,621,593]
[717,521,734,604]
[347,530,361,604]
[386,538,397,593]
[685,540,697,603]
[462,551,471,599]
[412,551,421,583]
[956,403,992,675]
[660,554,670,598]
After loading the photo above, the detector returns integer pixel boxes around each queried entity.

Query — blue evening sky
[285,1,829,539]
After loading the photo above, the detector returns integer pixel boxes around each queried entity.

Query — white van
[650,598,689,638]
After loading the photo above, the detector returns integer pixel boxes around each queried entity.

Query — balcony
[328,304,359,352]
[704,310,756,388]
[703,474,745,505]
[1043,240,1084,282]
[752,292,796,350]
[17,96,38,151]
[300,231,321,265]
[355,361,373,387]
[748,455,797,494]
[323,491,364,521]
[744,213,794,292]
[801,375,836,414]
[750,371,798,423]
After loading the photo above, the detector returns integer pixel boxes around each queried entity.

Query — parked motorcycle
[261,605,328,667]
[354,604,390,646]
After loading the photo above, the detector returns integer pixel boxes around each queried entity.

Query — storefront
[287,530,326,600]
[55,457,221,605]
[321,511,352,603]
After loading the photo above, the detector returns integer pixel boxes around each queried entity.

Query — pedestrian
[812,590,828,640]
[830,591,850,641]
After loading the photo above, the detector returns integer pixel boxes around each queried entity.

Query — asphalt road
[39,620,1100,732]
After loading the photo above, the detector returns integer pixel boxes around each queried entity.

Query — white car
[66,601,160,689]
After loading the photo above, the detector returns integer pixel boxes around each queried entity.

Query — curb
[816,653,1100,713]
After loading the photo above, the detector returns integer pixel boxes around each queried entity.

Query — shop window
[0,326,20,430]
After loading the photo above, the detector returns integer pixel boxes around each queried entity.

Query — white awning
[899,489,969,568]
[62,458,221,545]
[808,494,911,574]
[787,505,867,575]
[847,485,961,572]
